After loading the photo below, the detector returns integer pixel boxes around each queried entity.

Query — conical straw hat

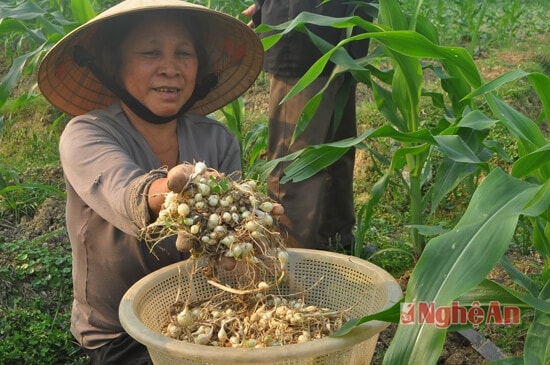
[37,0,263,116]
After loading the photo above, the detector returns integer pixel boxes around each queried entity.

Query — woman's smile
[120,15,198,118]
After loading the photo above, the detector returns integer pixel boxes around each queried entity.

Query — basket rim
[119,248,403,362]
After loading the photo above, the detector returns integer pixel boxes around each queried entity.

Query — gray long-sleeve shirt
[59,101,241,349]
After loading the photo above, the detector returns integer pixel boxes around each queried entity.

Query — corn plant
[255,0,550,363]
[401,0,550,52]
[215,98,269,177]
[0,165,65,220]
[255,0,490,259]
[0,0,97,110]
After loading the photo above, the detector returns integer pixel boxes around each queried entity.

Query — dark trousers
[83,333,153,365]
[267,74,357,251]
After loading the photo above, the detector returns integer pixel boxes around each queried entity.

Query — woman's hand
[166,164,194,193]
[148,163,194,219]
[271,203,284,217]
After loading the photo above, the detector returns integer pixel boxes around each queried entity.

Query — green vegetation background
[0,0,549,364]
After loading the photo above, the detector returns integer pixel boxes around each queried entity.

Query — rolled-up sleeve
[59,116,157,236]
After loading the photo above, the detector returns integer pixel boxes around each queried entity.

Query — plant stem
[409,0,423,31]
[468,0,489,56]
[408,162,424,259]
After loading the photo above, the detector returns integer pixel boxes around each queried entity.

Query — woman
[37,1,265,363]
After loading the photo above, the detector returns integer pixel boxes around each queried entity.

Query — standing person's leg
[267,75,344,250]
[317,76,357,250]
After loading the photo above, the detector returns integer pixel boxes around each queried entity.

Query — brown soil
[374,325,490,365]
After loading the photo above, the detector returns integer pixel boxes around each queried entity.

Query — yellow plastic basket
[119,248,402,365]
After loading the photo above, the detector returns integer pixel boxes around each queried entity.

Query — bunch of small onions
[141,162,287,292]
[162,293,346,347]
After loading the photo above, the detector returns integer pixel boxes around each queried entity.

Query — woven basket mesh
[120,248,402,365]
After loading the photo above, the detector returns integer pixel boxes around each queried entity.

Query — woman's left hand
[271,203,284,217]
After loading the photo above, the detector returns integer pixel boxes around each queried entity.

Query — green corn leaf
[290,93,322,146]
[486,94,547,152]
[0,55,27,107]
[354,170,393,257]
[366,63,394,85]
[533,217,550,262]
[0,18,44,43]
[483,140,513,163]
[528,73,550,124]
[512,143,550,178]
[305,28,363,70]
[369,125,434,143]
[389,53,422,133]
[457,110,498,130]
[258,12,482,105]
[363,31,482,88]
[524,311,550,365]
[279,131,373,183]
[255,12,385,40]
[414,14,439,43]
[462,70,531,100]
[279,147,349,184]
[428,158,479,215]
[379,0,408,31]
[455,279,533,308]
[486,92,550,183]
[281,52,331,103]
[371,79,407,131]
[36,13,65,36]
[422,89,445,109]
[500,256,539,297]
[523,281,550,365]
[333,299,403,337]
[390,144,429,171]
[440,63,474,111]
[220,98,244,141]
[252,149,305,182]
[0,1,45,20]
[463,71,550,123]
[410,224,449,237]
[259,33,283,51]
[70,0,96,24]
[277,121,437,185]
[433,135,482,163]
[384,169,546,364]
[522,179,550,220]
[243,123,267,169]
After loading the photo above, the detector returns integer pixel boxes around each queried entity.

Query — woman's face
[120,15,198,118]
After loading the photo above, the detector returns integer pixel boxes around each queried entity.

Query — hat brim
[37,0,263,116]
